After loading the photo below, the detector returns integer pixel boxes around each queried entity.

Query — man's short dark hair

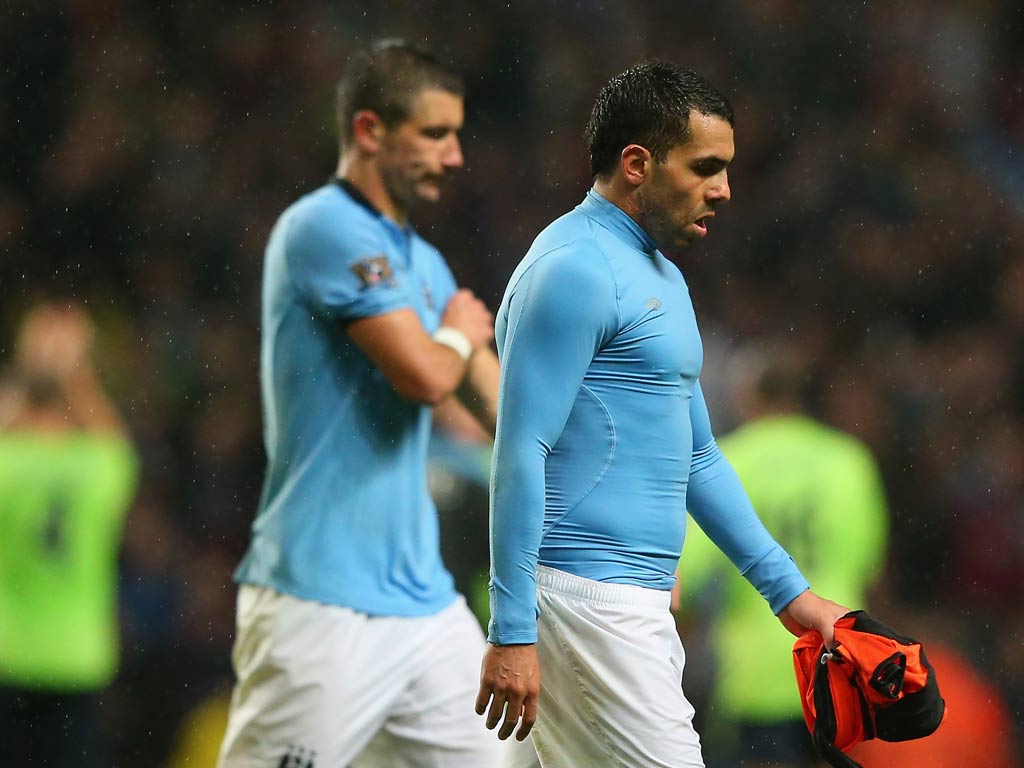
[336,39,464,147]
[585,61,734,178]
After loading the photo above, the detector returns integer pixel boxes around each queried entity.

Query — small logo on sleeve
[351,255,397,289]
[421,281,436,311]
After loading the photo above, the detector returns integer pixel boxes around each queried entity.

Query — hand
[778,589,850,649]
[476,643,540,741]
[441,289,494,351]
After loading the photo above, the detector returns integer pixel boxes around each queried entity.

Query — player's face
[378,88,464,210]
[637,112,734,251]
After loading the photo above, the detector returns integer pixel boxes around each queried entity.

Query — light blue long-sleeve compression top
[488,189,810,644]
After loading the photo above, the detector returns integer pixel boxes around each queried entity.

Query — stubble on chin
[638,192,688,251]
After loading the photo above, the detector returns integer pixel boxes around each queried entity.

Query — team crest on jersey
[351,254,396,289]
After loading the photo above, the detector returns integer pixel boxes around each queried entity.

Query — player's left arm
[685,381,847,646]
[454,345,500,438]
[479,242,618,742]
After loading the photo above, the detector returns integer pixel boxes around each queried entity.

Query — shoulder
[513,212,616,298]
[276,185,384,258]
[828,428,881,474]
[502,231,619,336]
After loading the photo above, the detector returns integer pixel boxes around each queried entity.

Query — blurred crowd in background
[2,0,1022,764]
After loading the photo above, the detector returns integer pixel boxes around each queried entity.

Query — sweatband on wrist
[432,326,473,361]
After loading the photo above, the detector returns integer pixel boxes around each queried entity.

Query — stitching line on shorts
[544,599,620,762]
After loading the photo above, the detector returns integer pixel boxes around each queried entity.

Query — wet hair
[335,39,464,146]
[754,352,812,409]
[585,60,734,178]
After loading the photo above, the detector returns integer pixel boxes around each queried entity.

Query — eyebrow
[691,155,732,170]
[419,123,460,136]
[419,122,460,133]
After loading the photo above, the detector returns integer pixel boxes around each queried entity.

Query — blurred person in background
[848,612,1020,768]
[676,341,889,768]
[217,39,529,768]
[0,302,139,767]
[478,61,848,767]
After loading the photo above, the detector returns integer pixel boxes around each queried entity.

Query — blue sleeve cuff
[741,545,811,615]
[487,626,538,645]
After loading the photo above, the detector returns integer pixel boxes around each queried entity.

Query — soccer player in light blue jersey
[218,40,514,768]
[476,62,850,767]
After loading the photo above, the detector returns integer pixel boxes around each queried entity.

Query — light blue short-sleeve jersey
[235,181,459,617]
[488,190,809,643]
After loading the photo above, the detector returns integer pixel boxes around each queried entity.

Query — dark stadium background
[2,1,1022,763]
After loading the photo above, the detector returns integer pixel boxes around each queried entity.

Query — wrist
[432,326,473,361]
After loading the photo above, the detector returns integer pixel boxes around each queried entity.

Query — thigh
[532,589,704,768]
[218,585,417,768]
[354,598,515,768]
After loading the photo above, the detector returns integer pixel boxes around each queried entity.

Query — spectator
[0,303,138,766]
[677,341,889,767]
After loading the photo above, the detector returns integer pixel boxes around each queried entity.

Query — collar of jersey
[578,188,657,256]
[334,177,413,240]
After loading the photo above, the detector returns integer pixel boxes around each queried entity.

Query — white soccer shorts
[506,565,705,768]
[217,584,518,768]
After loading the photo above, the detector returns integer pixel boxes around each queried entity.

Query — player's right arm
[347,289,493,405]
[477,241,618,741]
[284,208,492,405]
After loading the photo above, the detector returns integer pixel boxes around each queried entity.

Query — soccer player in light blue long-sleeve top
[477,62,850,767]
[219,41,525,768]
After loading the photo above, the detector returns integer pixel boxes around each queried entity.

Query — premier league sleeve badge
[350,255,397,289]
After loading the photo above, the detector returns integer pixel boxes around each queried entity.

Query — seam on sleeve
[737,542,784,579]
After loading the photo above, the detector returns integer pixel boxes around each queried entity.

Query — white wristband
[432,326,473,362]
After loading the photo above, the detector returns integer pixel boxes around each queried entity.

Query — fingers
[485,694,530,741]
[474,683,492,716]
[442,288,494,349]
[517,696,537,740]
[497,701,519,739]
[477,685,533,741]
[485,692,508,731]
[778,608,809,639]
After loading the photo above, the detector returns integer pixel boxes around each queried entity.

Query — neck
[336,153,408,225]
[4,406,72,433]
[592,176,642,225]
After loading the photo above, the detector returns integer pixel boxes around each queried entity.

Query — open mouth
[692,214,712,237]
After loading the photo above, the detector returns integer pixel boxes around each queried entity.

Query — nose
[443,135,464,169]
[708,171,731,204]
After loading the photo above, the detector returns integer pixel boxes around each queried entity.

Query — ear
[620,144,653,187]
[352,109,385,154]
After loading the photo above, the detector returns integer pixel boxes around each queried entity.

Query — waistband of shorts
[536,565,671,610]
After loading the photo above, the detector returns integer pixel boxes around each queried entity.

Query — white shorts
[510,566,704,768]
[218,584,521,768]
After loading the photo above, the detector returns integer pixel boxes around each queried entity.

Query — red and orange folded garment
[793,611,945,768]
